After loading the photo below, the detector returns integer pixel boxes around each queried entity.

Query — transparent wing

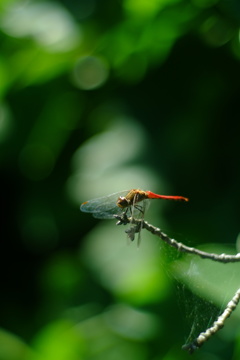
[130,199,149,245]
[80,190,129,219]
[92,207,123,219]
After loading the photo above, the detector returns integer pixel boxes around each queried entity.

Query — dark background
[1,0,240,359]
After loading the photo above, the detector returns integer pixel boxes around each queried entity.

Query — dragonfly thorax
[117,189,148,209]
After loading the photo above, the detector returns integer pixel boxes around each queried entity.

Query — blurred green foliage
[1,0,240,359]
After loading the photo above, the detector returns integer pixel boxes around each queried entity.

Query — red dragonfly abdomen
[146,191,189,202]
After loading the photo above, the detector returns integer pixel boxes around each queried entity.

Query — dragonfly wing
[80,190,129,219]
[129,198,149,245]
[92,206,123,219]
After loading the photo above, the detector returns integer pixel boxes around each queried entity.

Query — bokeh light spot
[41,254,81,294]
[72,56,109,90]
[104,304,159,340]
[81,223,171,305]
[200,15,234,46]
[124,0,180,17]
[124,0,161,17]
[0,1,81,52]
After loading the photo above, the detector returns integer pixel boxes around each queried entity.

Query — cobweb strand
[182,288,240,353]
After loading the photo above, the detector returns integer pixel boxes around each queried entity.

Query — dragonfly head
[117,196,129,209]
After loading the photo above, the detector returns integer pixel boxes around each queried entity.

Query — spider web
[171,245,240,344]
[159,238,240,348]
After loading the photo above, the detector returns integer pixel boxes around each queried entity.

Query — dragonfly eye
[117,196,129,208]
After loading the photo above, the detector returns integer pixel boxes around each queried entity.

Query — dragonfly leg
[131,204,144,215]
[114,209,129,225]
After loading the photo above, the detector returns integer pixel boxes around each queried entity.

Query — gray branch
[115,214,240,263]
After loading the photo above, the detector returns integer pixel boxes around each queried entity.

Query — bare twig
[115,215,240,263]
[115,214,240,352]
[183,288,240,353]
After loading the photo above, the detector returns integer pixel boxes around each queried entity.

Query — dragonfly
[80,189,189,219]
[81,189,188,244]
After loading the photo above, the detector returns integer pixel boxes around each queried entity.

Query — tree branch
[115,214,240,263]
